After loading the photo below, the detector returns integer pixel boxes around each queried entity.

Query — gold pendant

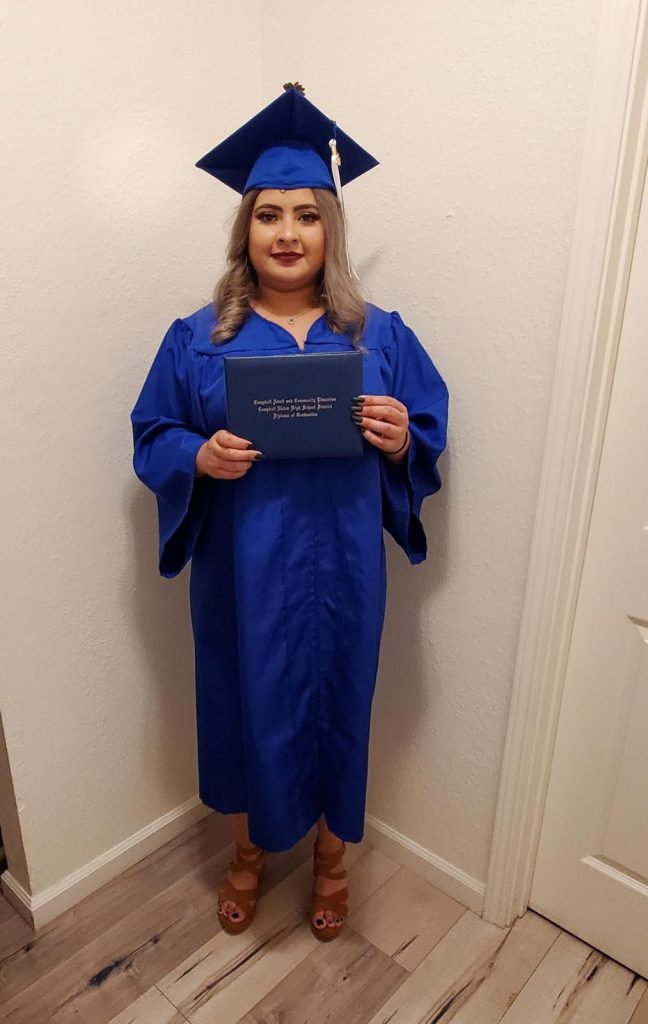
[288,316,295,324]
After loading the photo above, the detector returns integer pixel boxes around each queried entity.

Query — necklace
[255,302,319,325]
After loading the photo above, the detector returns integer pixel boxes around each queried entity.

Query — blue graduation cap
[195,83,379,196]
[196,83,378,278]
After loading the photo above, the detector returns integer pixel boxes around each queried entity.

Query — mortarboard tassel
[329,136,360,281]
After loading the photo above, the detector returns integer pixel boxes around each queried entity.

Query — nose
[277,218,298,244]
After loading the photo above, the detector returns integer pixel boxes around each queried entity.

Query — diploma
[224,350,364,459]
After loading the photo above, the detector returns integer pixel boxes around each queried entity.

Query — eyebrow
[254,203,319,212]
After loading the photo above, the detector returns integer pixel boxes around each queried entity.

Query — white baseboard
[363,813,484,915]
[0,797,216,931]
[1,803,484,931]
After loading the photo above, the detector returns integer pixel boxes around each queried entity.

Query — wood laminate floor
[0,813,646,1023]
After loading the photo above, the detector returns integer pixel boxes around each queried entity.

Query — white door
[528,158,648,977]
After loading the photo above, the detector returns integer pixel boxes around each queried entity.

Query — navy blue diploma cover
[224,351,364,459]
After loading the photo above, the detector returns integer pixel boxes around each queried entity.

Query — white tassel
[329,137,360,280]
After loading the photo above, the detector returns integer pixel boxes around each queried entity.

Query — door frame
[484,0,648,927]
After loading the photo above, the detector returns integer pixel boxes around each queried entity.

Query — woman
[131,85,449,942]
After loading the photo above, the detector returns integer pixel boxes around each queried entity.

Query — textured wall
[0,0,602,896]
[261,0,602,883]
[0,1,263,892]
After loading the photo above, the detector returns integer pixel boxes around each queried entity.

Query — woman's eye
[254,211,319,224]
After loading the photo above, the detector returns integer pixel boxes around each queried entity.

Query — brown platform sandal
[309,838,348,942]
[217,841,266,935]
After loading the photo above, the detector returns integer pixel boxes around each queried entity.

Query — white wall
[0,1,263,893]
[0,0,601,900]
[258,0,602,885]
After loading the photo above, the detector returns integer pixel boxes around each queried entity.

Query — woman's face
[248,188,326,294]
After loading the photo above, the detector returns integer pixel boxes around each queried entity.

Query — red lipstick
[271,253,303,265]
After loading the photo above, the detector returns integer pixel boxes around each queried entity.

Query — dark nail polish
[246,442,254,449]
[254,452,265,460]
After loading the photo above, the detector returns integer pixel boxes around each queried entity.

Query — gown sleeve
[131,317,210,579]
[379,311,449,564]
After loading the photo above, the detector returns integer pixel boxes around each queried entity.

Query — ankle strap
[313,839,346,861]
[230,841,265,875]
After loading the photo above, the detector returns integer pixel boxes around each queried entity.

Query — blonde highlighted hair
[211,188,367,346]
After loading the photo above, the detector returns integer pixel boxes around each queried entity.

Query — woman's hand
[196,430,264,480]
[352,395,410,462]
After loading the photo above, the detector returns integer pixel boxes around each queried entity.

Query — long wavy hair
[211,188,367,346]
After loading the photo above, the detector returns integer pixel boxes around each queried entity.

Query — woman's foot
[310,836,348,938]
[217,842,265,926]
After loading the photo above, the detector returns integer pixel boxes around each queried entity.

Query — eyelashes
[254,212,321,224]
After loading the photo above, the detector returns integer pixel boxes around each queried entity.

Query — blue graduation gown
[131,302,448,851]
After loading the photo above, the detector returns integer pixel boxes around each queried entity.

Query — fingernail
[352,414,363,423]
[352,395,365,401]
[254,452,265,460]
[246,442,254,449]
[351,401,364,410]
